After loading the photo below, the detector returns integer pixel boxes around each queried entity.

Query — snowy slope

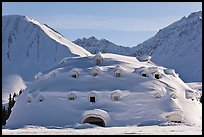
[73,11,202,82]
[5,53,202,128]
[132,11,202,83]
[2,15,91,103]
[2,15,91,81]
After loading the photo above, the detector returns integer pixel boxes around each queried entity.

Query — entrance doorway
[82,116,105,127]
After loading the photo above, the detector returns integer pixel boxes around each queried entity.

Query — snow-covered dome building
[5,53,202,128]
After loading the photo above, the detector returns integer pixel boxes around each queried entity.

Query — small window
[69,96,75,100]
[115,72,121,77]
[68,93,77,100]
[93,72,98,77]
[111,92,121,101]
[39,95,45,102]
[72,74,77,78]
[113,96,119,101]
[142,73,146,77]
[96,59,101,65]
[90,96,96,103]
[155,74,160,79]
[27,97,31,103]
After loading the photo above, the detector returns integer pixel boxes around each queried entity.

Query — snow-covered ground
[2,124,202,135]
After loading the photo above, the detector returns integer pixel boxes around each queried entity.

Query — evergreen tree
[19,89,23,95]
[200,95,202,103]
[13,93,17,98]
[8,93,12,116]
[2,105,6,125]
[5,93,17,125]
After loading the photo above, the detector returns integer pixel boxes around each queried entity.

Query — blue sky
[2,2,202,47]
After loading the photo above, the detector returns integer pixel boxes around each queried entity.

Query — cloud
[34,14,183,32]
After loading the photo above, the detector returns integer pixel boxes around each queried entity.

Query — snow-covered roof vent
[166,113,183,123]
[94,52,104,65]
[164,69,177,77]
[170,92,178,99]
[154,92,162,98]
[38,95,45,102]
[51,72,56,78]
[185,90,201,101]
[140,67,149,77]
[137,55,151,62]
[91,66,101,77]
[185,90,195,100]
[149,67,162,79]
[114,65,124,77]
[111,91,121,101]
[70,68,80,78]
[88,92,97,103]
[68,92,77,100]
[35,72,43,79]
[26,96,32,103]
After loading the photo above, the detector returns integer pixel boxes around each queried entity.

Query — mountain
[73,11,202,83]
[5,53,202,128]
[2,15,91,103]
[2,15,91,81]
[132,11,202,83]
[73,36,131,55]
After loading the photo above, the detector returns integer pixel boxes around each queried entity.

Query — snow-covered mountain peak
[187,11,202,19]
[2,15,91,82]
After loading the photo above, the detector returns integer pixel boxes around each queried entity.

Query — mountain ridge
[73,11,202,82]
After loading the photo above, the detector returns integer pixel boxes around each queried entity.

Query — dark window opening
[69,97,75,100]
[142,73,146,77]
[96,59,101,65]
[171,121,181,123]
[93,73,98,76]
[72,74,77,78]
[115,73,121,77]
[90,97,96,102]
[155,74,160,79]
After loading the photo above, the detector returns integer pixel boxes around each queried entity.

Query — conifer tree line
[2,89,23,126]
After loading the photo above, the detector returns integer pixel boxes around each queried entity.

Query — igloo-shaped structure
[4,53,202,128]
